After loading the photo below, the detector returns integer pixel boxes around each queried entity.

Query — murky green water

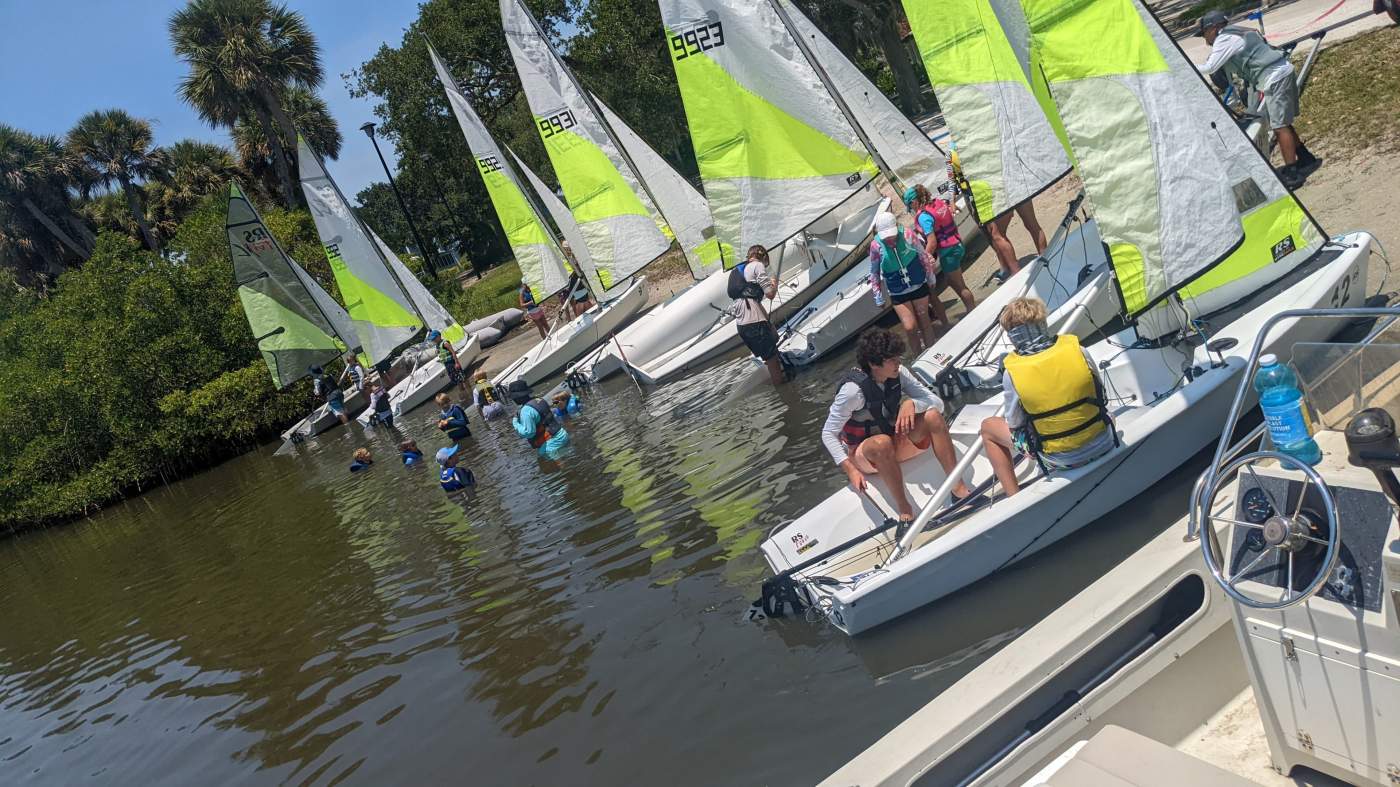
[0,349,1202,785]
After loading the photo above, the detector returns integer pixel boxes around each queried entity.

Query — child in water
[399,440,424,466]
[436,444,476,491]
[435,393,471,445]
[368,382,394,428]
[349,447,373,472]
[551,391,582,420]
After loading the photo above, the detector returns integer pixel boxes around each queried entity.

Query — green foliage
[0,197,319,531]
[429,260,525,324]
[1295,26,1400,158]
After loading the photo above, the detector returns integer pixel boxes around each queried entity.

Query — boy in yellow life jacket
[979,298,1116,496]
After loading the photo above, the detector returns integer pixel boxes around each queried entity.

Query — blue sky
[0,0,422,198]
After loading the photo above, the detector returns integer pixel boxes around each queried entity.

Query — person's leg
[1015,202,1047,254]
[979,417,1021,496]
[927,275,951,326]
[909,409,973,498]
[910,295,935,350]
[1276,125,1299,166]
[534,315,549,339]
[987,216,1020,275]
[764,356,784,386]
[892,301,923,354]
[855,435,914,518]
[946,268,976,311]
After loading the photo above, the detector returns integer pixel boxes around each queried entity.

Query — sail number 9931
[671,21,724,61]
[538,109,577,139]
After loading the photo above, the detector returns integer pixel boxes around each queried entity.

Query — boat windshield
[1291,316,1400,430]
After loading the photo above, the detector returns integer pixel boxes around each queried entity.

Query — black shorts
[891,283,930,305]
[738,320,780,361]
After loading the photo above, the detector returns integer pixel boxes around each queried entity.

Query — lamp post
[360,121,436,280]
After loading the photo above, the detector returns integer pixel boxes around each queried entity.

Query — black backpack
[727,262,766,301]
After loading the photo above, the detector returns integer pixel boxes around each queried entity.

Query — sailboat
[296,137,478,424]
[427,42,646,389]
[593,0,887,385]
[226,182,371,440]
[757,0,1374,635]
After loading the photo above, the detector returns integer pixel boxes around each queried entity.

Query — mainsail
[771,0,949,196]
[1020,0,1323,319]
[509,147,600,296]
[903,0,1071,222]
[370,230,467,345]
[593,96,723,279]
[227,182,356,388]
[500,0,670,292]
[658,0,877,268]
[427,42,571,305]
[297,136,423,364]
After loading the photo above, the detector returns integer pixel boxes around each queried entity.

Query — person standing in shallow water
[822,328,976,524]
[508,380,570,457]
[435,392,471,446]
[310,365,349,425]
[730,245,785,386]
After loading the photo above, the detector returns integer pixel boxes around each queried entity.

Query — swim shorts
[1262,73,1299,129]
[738,320,780,361]
[891,283,930,305]
[937,243,967,273]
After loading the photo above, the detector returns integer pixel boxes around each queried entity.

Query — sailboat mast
[512,0,678,247]
[766,0,897,187]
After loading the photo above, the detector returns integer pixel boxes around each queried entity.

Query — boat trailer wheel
[1198,450,1340,610]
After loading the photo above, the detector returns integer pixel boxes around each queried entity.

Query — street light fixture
[360,121,436,279]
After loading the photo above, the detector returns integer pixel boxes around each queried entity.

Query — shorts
[327,396,346,415]
[891,283,931,305]
[1262,73,1299,130]
[445,364,462,385]
[937,243,966,273]
[527,306,546,321]
[850,433,932,475]
[571,290,590,302]
[481,401,505,419]
[738,320,780,361]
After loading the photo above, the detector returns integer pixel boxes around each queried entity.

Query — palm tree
[0,125,95,274]
[232,85,341,198]
[170,0,323,207]
[65,110,169,253]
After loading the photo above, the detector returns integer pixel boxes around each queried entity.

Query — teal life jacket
[877,236,927,295]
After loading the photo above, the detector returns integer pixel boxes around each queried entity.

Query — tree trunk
[260,84,304,206]
[120,176,160,253]
[874,11,925,115]
[66,211,97,253]
[22,197,90,260]
[252,102,297,208]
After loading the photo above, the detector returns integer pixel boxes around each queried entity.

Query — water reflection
[0,341,1197,785]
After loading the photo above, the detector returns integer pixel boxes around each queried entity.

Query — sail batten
[297,137,422,364]
[501,0,670,292]
[1019,0,1324,319]
[658,0,877,267]
[427,42,572,304]
[227,182,356,389]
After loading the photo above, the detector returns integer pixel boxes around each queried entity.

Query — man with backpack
[730,245,785,386]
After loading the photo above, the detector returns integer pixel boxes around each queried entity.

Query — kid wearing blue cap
[436,444,476,491]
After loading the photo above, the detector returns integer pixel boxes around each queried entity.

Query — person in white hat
[868,210,937,354]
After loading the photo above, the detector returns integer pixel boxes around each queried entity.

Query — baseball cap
[426,330,441,342]
[874,211,899,241]
[436,444,460,465]
[902,186,918,207]
[507,379,532,405]
[1198,10,1228,35]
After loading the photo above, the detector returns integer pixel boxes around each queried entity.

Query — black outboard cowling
[1345,407,1400,507]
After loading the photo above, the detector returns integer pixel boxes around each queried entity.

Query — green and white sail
[904,0,1070,222]
[369,229,467,345]
[509,147,602,296]
[772,0,949,196]
[658,0,877,268]
[227,182,356,389]
[297,136,423,364]
[428,42,571,305]
[501,0,670,291]
[1019,0,1323,319]
[593,95,723,279]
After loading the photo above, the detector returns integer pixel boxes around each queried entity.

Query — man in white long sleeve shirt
[822,328,974,523]
[1197,11,1318,185]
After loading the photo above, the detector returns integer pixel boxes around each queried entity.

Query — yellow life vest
[1003,334,1108,455]
[474,380,497,405]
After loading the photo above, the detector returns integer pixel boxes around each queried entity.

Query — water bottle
[1253,354,1321,465]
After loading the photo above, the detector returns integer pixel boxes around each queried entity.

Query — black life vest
[524,398,561,448]
[727,261,766,301]
[313,373,340,402]
[373,390,392,413]
[837,368,902,447]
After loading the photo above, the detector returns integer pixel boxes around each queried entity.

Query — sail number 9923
[671,21,724,61]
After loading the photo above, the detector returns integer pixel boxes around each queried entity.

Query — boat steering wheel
[1198,450,1340,610]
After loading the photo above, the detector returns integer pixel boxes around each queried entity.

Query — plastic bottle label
[1262,399,1311,446]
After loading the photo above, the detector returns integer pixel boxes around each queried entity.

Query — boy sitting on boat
[822,328,974,524]
[979,297,1116,496]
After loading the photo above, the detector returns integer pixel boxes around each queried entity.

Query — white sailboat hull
[492,276,648,388]
[356,335,483,426]
[761,234,1370,635]
[281,387,370,442]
